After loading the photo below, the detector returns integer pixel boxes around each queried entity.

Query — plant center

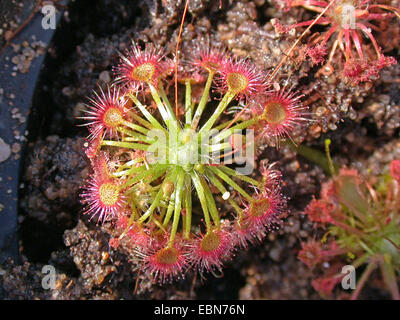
[200,231,221,252]
[261,101,287,125]
[205,61,220,72]
[250,198,271,217]
[332,1,356,28]
[99,182,120,206]
[155,247,179,265]
[227,72,248,93]
[103,107,123,128]
[132,62,155,82]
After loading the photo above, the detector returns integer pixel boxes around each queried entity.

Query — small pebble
[99,70,111,84]
[11,143,21,154]
[0,138,11,163]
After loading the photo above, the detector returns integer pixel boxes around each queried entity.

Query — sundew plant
[272,0,399,84]
[79,42,308,283]
[299,158,400,299]
[77,0,399,284]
